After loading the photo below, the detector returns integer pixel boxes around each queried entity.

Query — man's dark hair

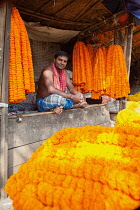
[54,51,69,59]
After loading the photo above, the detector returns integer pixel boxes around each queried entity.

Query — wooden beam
[133,29,140,35]
[16,0,26,5]
[72,0,102,21]
[80,10,125,34]
[132,50,138,61]
[65,0,103,30]
[133,40,140,46]
[53,0,76,15]
[133,45,140,52]
[16,6,93,26]
[0,0,12,199]
[35,0,51,13]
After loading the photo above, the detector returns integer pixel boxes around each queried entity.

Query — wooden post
[119,15,133,111]
[0,0,12,199]
[114,28,119,45]
[126,24,133,79]
[123,26,128,59]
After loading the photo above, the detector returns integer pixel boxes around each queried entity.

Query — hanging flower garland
[72,41,94,93]
[8,15,17,103]
[91,47,106,99]
[8,7,35,104]
[106,45,130,98]
[72,43,130,100]
[5,120,140,210]
[10,15,26,103]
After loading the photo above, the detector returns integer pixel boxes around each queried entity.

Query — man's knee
[44,94,66,107]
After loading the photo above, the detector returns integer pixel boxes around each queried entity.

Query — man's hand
[71,94,82,103]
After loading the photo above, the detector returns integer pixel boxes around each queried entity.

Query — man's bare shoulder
[42,65,53,76]
[42,65,52,72]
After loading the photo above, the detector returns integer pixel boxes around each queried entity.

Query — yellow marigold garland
[9,7,35,104]
[128,92,140,101]
[116,101,140,125]
[5,121,140,210]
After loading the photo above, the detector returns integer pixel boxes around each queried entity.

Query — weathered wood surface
[6,104,111,177]
[0,3,6,102]
[0,1,11,199]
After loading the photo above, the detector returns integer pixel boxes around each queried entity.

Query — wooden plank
[7,105,111,149]
[0,3,6,102]
[8,104,106,119]
[0,1,12,199]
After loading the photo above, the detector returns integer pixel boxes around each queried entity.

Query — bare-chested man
[36,51,87,114]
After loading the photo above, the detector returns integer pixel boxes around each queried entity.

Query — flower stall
[0,0,140,206]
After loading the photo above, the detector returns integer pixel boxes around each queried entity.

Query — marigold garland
[9,7,35,104]
[128,92,140,101]
[72,41,94,93]
[106,45,130,98]
[116,101,140,125]
[91,47,106,99]
[5,120,140,210]
[72,43,130,100]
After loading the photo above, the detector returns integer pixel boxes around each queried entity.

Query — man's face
[54,56,68,70]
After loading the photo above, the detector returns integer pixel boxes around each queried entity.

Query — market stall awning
[25,22,80,43]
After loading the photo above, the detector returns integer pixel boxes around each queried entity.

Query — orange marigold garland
[11,15,26,103]
[106,45,130,98]
[72,41,94,93]
[8,7,35,103]
[91,47,106,99]
[9,16,17,103]
[5,121,140,210]
[12,7,31,93]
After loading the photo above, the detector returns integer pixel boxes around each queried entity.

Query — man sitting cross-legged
[36,51,88,114]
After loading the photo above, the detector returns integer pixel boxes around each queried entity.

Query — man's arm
[43,70,81,103]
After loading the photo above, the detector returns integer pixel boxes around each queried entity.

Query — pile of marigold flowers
[127,92,140,101]
[5,121,140,210]
[9,7,35,104]
[116,101,140,124]
[72,42,130,100]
